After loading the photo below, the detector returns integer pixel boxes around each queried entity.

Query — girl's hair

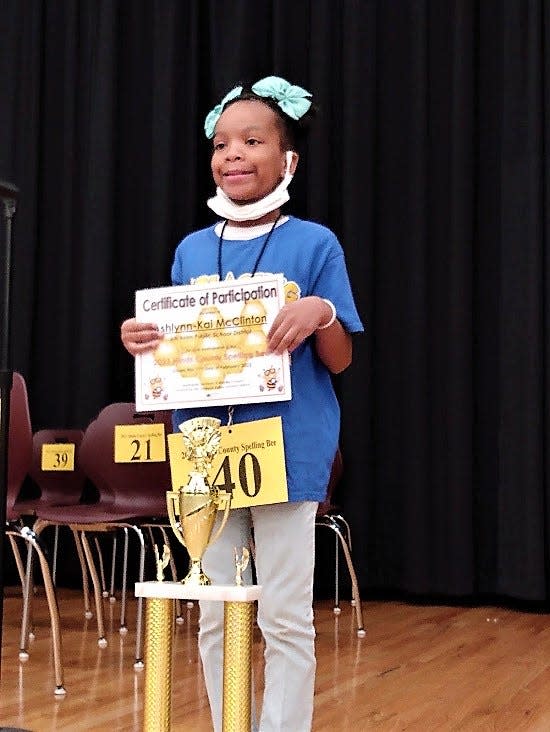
[224,85,317,152]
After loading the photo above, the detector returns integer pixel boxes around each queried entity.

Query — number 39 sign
[41,443,76,471]
[167,417,288,509]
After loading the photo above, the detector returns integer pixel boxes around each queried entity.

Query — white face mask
[207,151,294,222]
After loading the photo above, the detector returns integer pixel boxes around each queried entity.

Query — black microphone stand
[0,181,19,677]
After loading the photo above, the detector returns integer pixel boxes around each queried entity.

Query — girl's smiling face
[211,100,295,204]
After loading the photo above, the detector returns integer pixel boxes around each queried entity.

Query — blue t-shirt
[170,215,363,502]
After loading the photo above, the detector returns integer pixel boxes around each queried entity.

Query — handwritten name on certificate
[134,275,292,411]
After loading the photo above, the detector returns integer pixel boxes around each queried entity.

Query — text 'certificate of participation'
[134,275,292,411]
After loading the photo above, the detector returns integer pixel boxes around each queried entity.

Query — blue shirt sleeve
[310,235,364,334]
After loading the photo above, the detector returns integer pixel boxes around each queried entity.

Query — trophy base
[180,573,211,586]
[181,561,211,586]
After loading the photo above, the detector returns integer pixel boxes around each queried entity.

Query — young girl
[121,75,363,732]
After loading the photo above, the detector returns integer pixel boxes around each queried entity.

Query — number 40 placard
[167,417,288,509]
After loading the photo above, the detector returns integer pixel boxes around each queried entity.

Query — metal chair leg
[8,533,26,587]
[51,525,59,585]
[328,518,365,636]
[8,525,66,695]
[71,527,93,618]
[315,518,366,637]
[330,515,355,606]
[19,534,35,657]
[107,522,147,666]
[119,527,129,634]
[30,524,92,620]
[80,530,107,647]
[94,535,108,598]
[331,513,353,549]
[109,535,118,603]
[129,524,146,669]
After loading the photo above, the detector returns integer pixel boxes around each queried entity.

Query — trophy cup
[166,416,231,585]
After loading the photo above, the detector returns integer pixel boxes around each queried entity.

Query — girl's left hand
[267,296,330,354]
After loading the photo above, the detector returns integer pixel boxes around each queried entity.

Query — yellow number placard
[114,424,166,463]
[167,417,288,509]
[41,443,75,471]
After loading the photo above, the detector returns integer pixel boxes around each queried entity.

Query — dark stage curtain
[1,0,550,602]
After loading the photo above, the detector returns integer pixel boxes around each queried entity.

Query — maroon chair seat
[81,403,172,514]
[29,403,174,667]
[20,429,100,620]
[17,429,87,589]
[5,372,32,524]
[20,429,86,512]
[4,372,66,694]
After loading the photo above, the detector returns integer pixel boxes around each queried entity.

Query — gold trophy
[166,416,231,585]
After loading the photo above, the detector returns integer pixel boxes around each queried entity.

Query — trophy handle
[166,490,187,549]
[209,491,232,546]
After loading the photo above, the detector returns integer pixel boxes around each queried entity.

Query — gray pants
[199,500,318,732]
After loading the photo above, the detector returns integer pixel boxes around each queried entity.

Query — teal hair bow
[251,76,312,121]
[204,76,313,139]
[204,85,243,139]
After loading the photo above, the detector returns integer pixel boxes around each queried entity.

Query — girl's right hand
[120,318,163,356]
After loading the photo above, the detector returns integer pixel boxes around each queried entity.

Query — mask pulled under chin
[207,151,294,222]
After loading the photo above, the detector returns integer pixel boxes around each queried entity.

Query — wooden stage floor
[1,588,550,730]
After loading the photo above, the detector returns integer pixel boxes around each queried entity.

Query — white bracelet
[316,298,337,330]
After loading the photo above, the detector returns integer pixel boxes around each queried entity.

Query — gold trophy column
[222,600,254,732]
[136,582,262,732]
[143,597,174,731]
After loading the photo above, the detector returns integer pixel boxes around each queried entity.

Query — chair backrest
[317,447,343,516]
[28,429,86,506]
[7,372,33,517]
[78,403,173,516]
